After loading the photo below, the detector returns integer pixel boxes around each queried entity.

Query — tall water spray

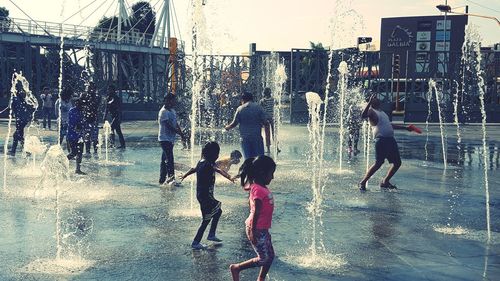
[425,88,432,162]
[57,28,65,145]
[272,60,287,159]
[452,81,462,149]
[305,92,326,257]
[318,49,335,190]
[263,53,288,160]
[363,120,371,174]
[189,0,209,209]
[39,145,70,259]
[428,80,447,169]
[462,25,491,241]
[337,61,349,171]
[97,133,103,158]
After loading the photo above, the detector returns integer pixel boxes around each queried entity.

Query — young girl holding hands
[230,155,277,281]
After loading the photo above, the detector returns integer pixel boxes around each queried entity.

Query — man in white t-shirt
[359,94,412,191]
[158,94,186,185]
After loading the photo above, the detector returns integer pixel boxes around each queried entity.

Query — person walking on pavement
[259,88,279,155]
[225,91,268,159]
[105,85,125,149]
[40,87,54,130]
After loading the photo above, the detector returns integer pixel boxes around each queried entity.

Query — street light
[436,4,500,27]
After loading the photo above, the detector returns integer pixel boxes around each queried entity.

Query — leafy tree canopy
[309,41,326,51]
[96,16,120,30]
[0,7,9,19]
[130,1,156,35]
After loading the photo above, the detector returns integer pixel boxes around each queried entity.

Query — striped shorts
[246,227,275,266]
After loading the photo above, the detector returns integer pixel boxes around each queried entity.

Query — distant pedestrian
[81,82,100,154]
[40,87,54,130]
[105,85,125,149]
[259,88,279,154]
[180,141,234,249]
[54,87,73,150]
[230,155,276,281]
[225,92,268,159]
[66,98,86,175]
[157,94,186,185]
[347,104,362,156]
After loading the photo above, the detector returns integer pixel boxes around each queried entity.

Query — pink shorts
[246,227,275,266]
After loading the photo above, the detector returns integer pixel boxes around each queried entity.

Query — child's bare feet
[229,264,240,281]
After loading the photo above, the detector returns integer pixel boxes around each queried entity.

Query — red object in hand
[408,124,422,134]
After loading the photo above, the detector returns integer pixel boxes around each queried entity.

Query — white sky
[3,0,500,53]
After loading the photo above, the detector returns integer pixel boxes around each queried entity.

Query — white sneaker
[191,242,206,250]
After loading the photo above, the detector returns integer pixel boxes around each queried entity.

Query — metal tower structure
[150,0,170,48]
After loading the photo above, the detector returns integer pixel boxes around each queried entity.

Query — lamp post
[436,4,500,27]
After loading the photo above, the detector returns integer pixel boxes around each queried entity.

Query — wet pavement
[0,122,499,280]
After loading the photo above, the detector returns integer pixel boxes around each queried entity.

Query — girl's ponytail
[238,157,255,187]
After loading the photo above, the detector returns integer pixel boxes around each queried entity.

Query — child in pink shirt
[230,155,276,281]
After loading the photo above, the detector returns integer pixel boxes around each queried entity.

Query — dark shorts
[198,197,221,220]
[241,136,265,159]
[375,137,401,164]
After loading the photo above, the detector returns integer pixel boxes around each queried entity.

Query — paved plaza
[0,121,498,280]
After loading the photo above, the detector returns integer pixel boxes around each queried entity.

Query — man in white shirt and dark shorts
[359,94,412,191]
[158,94,186,185]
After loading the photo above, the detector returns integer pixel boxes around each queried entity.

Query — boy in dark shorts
[180,142,234,249]
[359,94,415,191]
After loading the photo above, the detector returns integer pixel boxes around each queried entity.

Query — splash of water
[305,91,326,258]
[57,29,65,145]
[362,119,371,186]
[424,86,432,162]
[97,133,103,158]
[462,25,491,242]
[452,81,462,148]
[189,0,210,209]
[262,53,288,160]
[103,121,111,162]
[362,120,368,162]
[428,80,447,169]
[337,61,349,171]
[24,135,47,171]
[434,225,468,235]
[38,145,70,259]
[272,58,287,160]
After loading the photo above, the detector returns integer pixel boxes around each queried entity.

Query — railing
[0,17,170,49]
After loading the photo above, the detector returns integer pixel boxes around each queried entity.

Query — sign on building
[380,15,468,79]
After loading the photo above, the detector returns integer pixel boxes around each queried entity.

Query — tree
[96,16,120,31]
[129,1,156,35]
[0,6,11,32]
[309,41,326,51]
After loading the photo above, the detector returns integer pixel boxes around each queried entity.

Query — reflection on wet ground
[0,124,498,280]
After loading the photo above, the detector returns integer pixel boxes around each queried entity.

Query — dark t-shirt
[230,102,267,139]
[12,96,34,123]
[107,95,122,118]
[196,159,216,201]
